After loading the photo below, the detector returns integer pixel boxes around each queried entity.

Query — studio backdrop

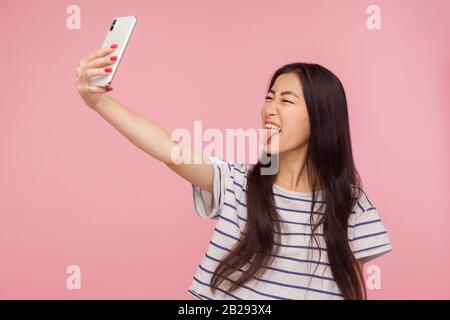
[1,0,449,299]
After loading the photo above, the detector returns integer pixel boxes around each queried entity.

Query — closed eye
[265,96,294,104]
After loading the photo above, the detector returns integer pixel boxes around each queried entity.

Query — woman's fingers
[87,85,112,93]
[86,55,117,69]
[79,44,118,67]
[75,45,118,97]
[82,66,114,80]
[79,84,113,94]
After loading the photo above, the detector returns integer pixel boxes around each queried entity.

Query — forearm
[91,95,177,164]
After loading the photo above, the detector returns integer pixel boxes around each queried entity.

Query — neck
[274,143,313,193]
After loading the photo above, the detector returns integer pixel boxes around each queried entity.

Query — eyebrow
[268,89,299,98]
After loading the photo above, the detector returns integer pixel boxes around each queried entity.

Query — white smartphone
[89,16,137,88]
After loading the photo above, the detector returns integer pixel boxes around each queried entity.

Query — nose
[264,101,278,119]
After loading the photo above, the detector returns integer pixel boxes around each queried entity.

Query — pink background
[1,0,449,299]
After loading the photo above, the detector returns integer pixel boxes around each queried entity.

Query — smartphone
[89,16,137,88]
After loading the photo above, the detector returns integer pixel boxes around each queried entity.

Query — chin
[264,141,305,156]
[263,140,282,155]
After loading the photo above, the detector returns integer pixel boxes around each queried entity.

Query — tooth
[265,123,281,131]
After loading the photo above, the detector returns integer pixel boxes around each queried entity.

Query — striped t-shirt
[188,156,393,300]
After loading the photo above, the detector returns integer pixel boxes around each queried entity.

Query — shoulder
[351,185,376,214]
[348,185,380,225]
[209,157,255,178]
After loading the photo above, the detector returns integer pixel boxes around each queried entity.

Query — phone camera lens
[110,19,116,31]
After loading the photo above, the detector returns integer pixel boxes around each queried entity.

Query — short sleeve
[191,156,248,220]
[348,191,393,262]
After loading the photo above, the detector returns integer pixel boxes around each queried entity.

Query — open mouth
[262,123,282,143]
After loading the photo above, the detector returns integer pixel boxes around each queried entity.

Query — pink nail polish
[105,67,112,72]
[110,44,118,48]
[110,56,117,61]
[106,87,113,92]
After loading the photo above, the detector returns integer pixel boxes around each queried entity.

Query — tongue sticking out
[258,128,280,144]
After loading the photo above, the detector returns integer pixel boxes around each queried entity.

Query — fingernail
[110,44,118,48]
[105,67,112,72]
[106,87,113,92]
[110,56,117,61]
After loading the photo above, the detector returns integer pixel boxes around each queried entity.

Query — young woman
[75,45,393,300]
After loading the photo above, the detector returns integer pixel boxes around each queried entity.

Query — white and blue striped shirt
[188,157,393,300]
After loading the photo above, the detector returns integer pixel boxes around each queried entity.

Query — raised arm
[74,45,213,193]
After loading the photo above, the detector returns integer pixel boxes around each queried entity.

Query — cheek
[284,113,310,145]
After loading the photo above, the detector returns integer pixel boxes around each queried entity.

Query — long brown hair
[210,63,366,299]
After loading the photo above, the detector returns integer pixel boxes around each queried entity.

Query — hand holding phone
[89,16,137,88]
[75,45,118,108]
